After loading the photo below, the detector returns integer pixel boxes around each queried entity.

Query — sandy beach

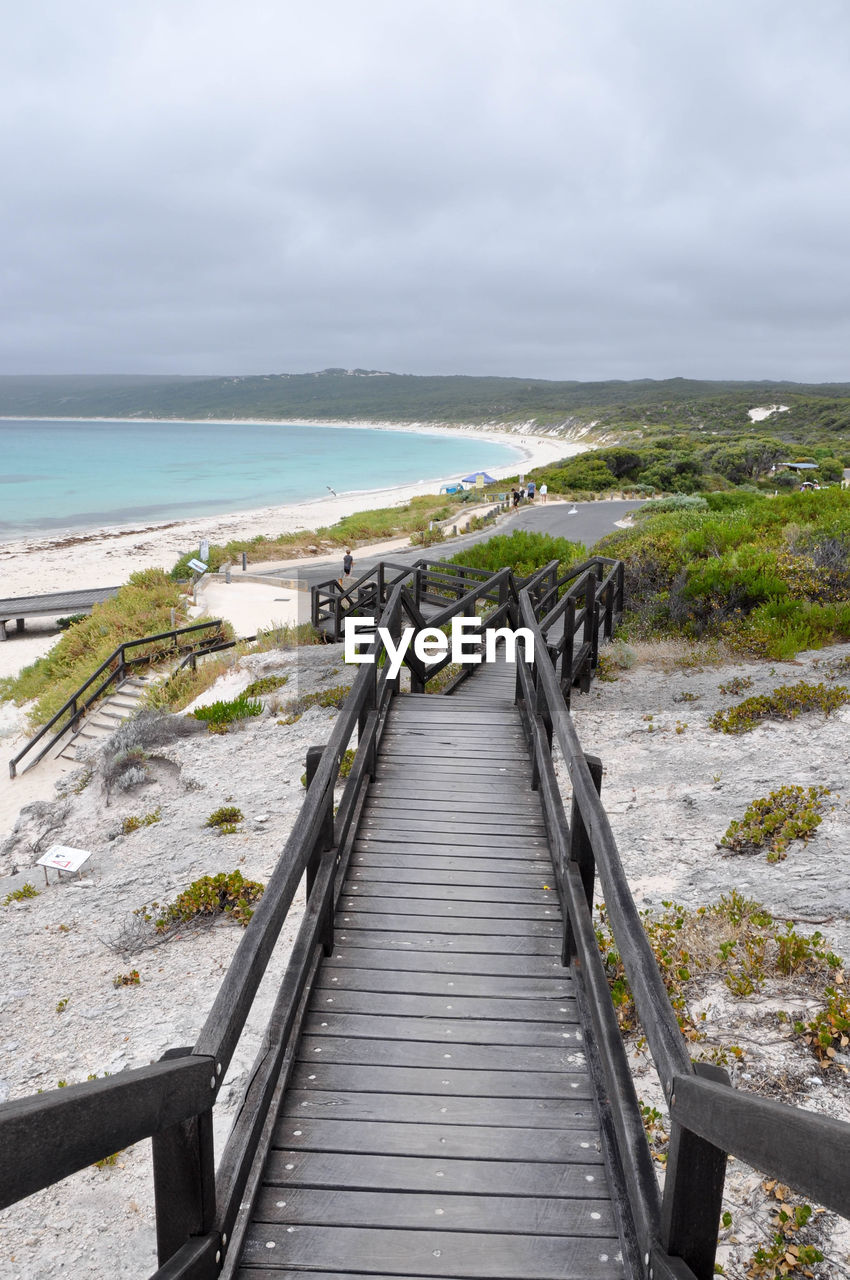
[0,422,578,603]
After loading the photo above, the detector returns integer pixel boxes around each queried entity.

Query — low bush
[193,693,263,732]
[709,681,850,734]
[136,870,264,933]
[447,530,586,580]
[2,882,38,906]
[206,805,244,831]
[122,808,161,835]
[721,785,831,861]
[278,684,351,724]
[243,674,289,698]
[0,569,193,726]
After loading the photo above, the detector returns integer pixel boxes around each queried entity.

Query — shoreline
[0,423,580,600]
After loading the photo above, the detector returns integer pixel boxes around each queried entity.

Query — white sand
[0,423,578,600]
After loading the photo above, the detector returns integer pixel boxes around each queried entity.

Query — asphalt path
[286,500,643,588]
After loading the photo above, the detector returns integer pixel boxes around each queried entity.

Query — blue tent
[461,471,497,485]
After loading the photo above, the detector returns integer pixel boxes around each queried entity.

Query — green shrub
[0,569,196,726]
[721,785,831,861]
[143,870,264,931]
[278,684,351,724]
[122,808,161,835]
[709,681,850,733]
[794,986,850,1067]
[243,674,289,698]
[193,693,263,731]
[447,530,586,580]
[206,805,244,829]
[2,882,39,906]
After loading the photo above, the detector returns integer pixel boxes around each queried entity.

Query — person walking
[341,547,354,586]
[527,480,536,501]
[540,482,548,503]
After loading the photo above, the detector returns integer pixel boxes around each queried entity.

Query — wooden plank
[296,1036,584,1074]
[280,1086,592,1125]
[287,1063,585,1099]
[275,1118,600,1160]
[304,987,575,1022]
[314,969,570,999]
[336,897,555,922]
[334,911,558,937]
[333,929,559,956]
[356,831,549,850]
[237,1223,624,1278]
[298,1013,580,1049]
[251,1188,617,1235]
[367,791,541,810]
[323,949,564,978]
[351,853,554,874]
[347,865,551,889]
[264,1149,607,1195]
[343,882,555,906]
[361,816,546,838]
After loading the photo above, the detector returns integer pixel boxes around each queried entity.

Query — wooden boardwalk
[236,658,626,1278]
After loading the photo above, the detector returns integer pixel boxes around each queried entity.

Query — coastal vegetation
[0,569,201,726]
[447,530,586,579]
[595,487,850,659]
[4,370,850,440]
[169,493,463,577]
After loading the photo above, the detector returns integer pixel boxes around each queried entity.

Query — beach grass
[0,569,202,726]
[169,493,472,578]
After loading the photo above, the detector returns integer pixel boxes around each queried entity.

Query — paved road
[284,500,642,588]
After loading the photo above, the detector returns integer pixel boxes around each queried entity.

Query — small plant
[113,970,141,988]
[638,1099,669,1164]
[339,748,355,779]
[277,684,351,724]
[718,675,755,696]
[675,721,688,734]
[56,996,69,1014]
[794,985,850,1068]
[710,681,850,734]
[142,870,264,932]
[3,882,39,906]
[206,805,243,833]
[93,1152,122,1168]
[122,807,161,835]
[243,674,289,698]
[673,690,701,703]
[193,693,263,732]
[721,786,831,861]
[745,1189,825,1277]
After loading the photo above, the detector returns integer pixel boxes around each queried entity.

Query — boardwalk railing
[4,555,847,1279]
[8,619,228,778]
[515,586,850,1280]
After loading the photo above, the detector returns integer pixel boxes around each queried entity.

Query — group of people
[511,481,547,508]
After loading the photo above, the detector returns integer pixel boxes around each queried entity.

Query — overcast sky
[3,1,850,381]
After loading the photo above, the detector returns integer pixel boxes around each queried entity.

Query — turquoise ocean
[0,419,520,540]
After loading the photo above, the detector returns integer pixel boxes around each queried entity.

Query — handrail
[515,587,850,1280]
[8,619,227,778]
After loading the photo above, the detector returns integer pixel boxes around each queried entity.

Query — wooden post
[660,1061,730,1280]
[560,598,576,703]
[151,1049,216,1267]
[616,560,625,619]
[242,551,247,571]
[305,745,336,955]
[603,579,615,641]
[581,573,597,691]
[563,753,603,964]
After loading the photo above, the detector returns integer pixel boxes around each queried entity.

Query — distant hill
[2,370,850,440]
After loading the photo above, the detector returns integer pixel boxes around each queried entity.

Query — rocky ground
[0,637,849,1277]
[570,639,850,1278]
[0,641,349,1279]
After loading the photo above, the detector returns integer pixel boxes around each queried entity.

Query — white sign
[200,540,209,562]
[38,845,91,874]
[188,558,208,574]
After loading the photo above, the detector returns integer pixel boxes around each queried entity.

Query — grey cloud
[2,0,850,379]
